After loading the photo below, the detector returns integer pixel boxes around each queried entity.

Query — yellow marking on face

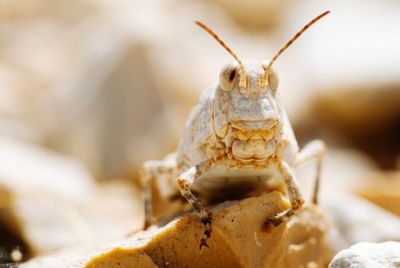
[233,129,275,141]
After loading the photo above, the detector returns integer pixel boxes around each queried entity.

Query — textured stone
[83,191,333,268]
[329,241,400,268]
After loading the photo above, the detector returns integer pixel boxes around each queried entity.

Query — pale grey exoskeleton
[141,11,330,249]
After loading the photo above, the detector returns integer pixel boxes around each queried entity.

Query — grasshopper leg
[141,160,177,229]
[265,158,304,230]
[176,161,212,249]
[293,139,326,204]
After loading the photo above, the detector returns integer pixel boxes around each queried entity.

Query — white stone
[329,241,400,268]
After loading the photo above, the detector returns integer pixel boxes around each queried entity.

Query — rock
[355,171,400,216]
[0,138,143,256]
[296,149,400,251]
[205,0,294,29]
[0,185,30,265]
[328,241,400,268]
[295,149,377,202]
[84,191,332,268]
[21,191,333,267]
[294,148,400,251]
[323,192,400,251]
[305,85,400,170]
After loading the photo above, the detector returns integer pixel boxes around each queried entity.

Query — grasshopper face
[216,59,281,163]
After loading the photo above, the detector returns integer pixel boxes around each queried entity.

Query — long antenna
[260,10,330,87]
[195,21,247,88]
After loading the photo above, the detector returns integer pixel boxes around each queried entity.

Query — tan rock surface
[296,84,400,170]
[324,192,400,251]
[83,191,332,268]
[355,171,400,216]
[295,149,400,250]
[0,138,143,256]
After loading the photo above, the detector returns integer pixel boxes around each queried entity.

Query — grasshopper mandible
[141,11,329,249]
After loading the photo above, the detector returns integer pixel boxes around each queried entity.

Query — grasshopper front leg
[265,158,305,229]
[176,160,212,249]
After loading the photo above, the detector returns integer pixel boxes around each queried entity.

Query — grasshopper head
[219,59,281,133]
[216,59,282,163]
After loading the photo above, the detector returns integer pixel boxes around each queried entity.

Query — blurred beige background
[0,0,399,264]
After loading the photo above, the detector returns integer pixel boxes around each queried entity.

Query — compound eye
[268,68,279,91]
[219,62,238,91]
[262,63,279,91]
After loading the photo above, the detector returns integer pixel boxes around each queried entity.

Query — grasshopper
[141,11,329,249]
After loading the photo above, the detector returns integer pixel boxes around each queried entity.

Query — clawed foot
[263,208,294,232]
[199,213,212,249]
[263,217,282,233]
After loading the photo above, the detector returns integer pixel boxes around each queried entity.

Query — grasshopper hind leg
[141,159,177,229]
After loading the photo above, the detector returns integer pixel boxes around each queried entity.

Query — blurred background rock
[0,0,399,265]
